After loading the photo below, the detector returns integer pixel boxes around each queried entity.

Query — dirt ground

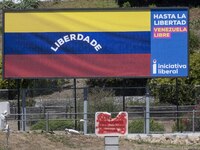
[0,131,200,150]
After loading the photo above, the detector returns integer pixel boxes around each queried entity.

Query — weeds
[190,19,200,30]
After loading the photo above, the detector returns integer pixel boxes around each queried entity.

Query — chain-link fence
[4,107,200,134]
[0,85,200,134]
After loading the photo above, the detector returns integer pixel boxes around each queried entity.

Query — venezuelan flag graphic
[3,10,151,78]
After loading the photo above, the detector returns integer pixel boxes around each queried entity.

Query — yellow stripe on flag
[5,11,150,32]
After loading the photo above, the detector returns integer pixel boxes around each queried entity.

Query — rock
[65,128,80,135]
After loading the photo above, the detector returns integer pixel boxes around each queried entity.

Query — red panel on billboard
[4,54,150,78]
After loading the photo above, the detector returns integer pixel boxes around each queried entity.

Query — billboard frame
[2,7,189,79]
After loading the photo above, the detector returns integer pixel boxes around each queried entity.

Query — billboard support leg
[122,80,126,111]
[83,88,88,135]
[17,79,21,131]
[74,79,77,130]
[176,78,179,132]
[22,89,26,131]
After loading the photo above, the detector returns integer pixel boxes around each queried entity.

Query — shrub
[173,104,200,132]
[31,120,74,131]
[129,119,144,133]
[129,119,165,133]
[88,88,121,113]
[189,31,200,52]
[149,119,165,133]
[122,1,131,7]
[172,119,188,132]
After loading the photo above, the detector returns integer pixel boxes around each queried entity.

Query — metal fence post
[144,109,146,134]
[74,79,77,130]
[17,80,21,131]
[22,89,26,131]
[145,86,150,134]
[45,112,49,132]
[65,105,68,118]
[192,109,195,132]
[43,106,46,119]
[176,78,179,132]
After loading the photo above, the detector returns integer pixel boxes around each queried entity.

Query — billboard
[2,8,188,79]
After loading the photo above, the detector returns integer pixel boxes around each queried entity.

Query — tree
[149,52,200,105]
[87,78,147,96]
[117,0,200,7]
[1,0,39,9]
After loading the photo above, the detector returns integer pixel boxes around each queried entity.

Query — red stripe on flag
[4,54,150,78]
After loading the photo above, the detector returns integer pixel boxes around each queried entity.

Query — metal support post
[192,109,195,132]
[45,112,49,132]
[144,109,146,134]
[74,79,77,130]
[145,86,150,134]
[83,88,88,135]
[176,78,179,131]
[122,81,126,111]
[104,136,119,150]
[17,79,21,131]
[123,96,125,111]
[22,89,26,131]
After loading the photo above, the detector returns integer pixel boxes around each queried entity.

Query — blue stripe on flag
[4,32,150,55]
